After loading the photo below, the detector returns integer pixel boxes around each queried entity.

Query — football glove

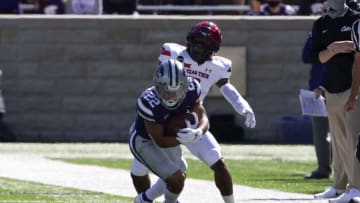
[243,109,256,128]
[176,128,202,144]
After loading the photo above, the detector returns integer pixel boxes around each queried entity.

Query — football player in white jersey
[130,21,256,203]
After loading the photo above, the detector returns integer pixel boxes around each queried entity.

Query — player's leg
[130,159,151,194]
[185,131,234,203]
[211,158,233,196]
[164,170,185,203]
[130,135,185,203]
[129,122,152,194]
[143,146,187,201]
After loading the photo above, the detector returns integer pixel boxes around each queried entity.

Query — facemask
[268,1,280,8]
[327,0,347,18]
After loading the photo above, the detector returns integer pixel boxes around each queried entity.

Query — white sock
[164,188,180,203]
[146,178,166,200]
[223,194,235,203]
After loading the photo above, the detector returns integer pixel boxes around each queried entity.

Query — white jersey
[159,43,232,101]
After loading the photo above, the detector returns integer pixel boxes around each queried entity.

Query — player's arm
[176,102,209,145]
[216,78,256,128]
[144,120,180,148]
[190,101,209,135]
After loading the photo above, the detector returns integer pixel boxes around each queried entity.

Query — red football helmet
[186,21,222,52]
[186,21,222,64]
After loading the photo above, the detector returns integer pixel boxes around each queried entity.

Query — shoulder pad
[160,43,186,57]
[212,55,232,72]
[136,89,157,122]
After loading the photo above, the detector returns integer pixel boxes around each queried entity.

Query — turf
[0,177,133,203]
[53,157,332,195]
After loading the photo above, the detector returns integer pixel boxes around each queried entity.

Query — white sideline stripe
[0,155,327,203]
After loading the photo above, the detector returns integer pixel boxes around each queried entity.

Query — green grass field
[0,143,332,202]
[0,177,133,203]
[54,157,332,195]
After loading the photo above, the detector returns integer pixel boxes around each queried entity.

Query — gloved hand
[243,108,256,128]
[176,127,202,144]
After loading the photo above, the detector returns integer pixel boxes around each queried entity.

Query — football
[164,112,197,137]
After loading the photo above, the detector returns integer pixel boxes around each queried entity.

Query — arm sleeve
[352,19,360,52]
[302,33,312,64]
[309,20,322,64]
[219,83,252,115]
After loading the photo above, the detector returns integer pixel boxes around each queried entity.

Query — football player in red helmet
[186,21,222,64]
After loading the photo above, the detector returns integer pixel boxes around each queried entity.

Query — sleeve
[352,19,360,52]
[309,19,323,64]
[136,97,155,122]
[220,83,252,115]
[213,56,232,79]
[302,33,312,64]
[158,43,185,63]
[159,44,172,62]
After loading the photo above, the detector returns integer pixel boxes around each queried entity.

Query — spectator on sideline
[38,0,66,14]
[258,0,296,15]
[0,0,20,14]
[298,0,326,16]
[248,0,265,15]
[302,32,332,180]
[103,0,136,15]
[67,0,101,14]
[311,0,360,202]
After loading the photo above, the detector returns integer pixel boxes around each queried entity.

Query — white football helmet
[153,59,189,109]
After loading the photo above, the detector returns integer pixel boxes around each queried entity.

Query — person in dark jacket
[302,32,332,180]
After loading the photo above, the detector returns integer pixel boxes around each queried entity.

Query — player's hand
[243,109,256,128]
[176,128,202,144]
